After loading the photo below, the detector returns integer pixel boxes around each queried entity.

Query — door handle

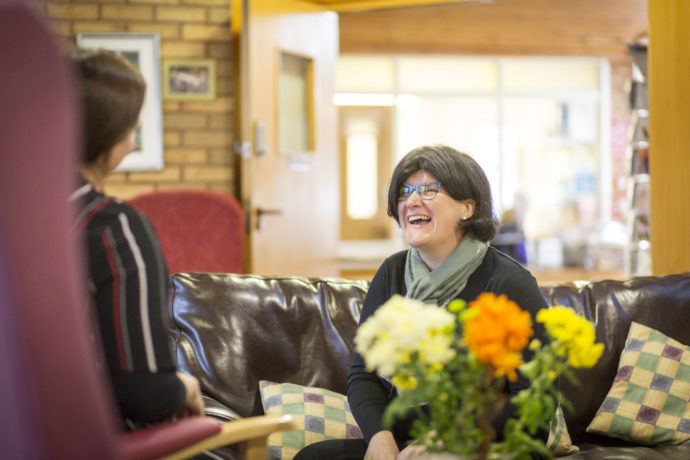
[255,207,282,230]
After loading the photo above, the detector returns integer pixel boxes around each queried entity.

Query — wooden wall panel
[648,0,690,275]
[339,0,648,57]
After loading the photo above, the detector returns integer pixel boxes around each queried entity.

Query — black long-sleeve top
[71,183,186,424]
[347,247,549,449]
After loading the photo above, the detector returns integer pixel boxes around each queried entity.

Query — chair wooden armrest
[156,414,296,460]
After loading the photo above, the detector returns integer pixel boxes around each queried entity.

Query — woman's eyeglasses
[398,182,442,201]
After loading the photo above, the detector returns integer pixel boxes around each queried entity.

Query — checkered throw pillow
[547,405,579,456]
[259,380,363,460]
[587,322,690,445]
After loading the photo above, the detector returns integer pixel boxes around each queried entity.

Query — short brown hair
[72,48,146,165]
[387,144,498,242]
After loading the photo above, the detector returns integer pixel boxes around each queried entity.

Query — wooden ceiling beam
[338,0,648,57]
[307,0,474,13]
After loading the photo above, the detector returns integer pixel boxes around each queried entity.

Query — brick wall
[38,0,237,200]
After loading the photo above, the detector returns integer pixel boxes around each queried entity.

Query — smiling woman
[388,149,485,270]
[396,171,473,270]
[387,145,498,270]
[295,145,551,460]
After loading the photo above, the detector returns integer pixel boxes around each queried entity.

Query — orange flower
[492,351,523,381]
[463,293,533,381]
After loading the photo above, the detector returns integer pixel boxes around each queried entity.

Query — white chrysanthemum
[355,295,456,375]
[419,334,456,365]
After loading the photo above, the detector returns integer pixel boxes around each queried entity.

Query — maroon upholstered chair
[129,189,245,274]
[0,2,289,458]
[0,1,122,457]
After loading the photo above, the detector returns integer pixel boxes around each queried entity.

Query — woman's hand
[396,445,429,460]
[364,430,399,460]
[175,371,204,417]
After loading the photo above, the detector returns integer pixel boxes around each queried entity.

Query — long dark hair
[387,144,498,242]
[72,48,145,165]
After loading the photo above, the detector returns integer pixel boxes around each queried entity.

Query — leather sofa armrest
[203,395,242,422]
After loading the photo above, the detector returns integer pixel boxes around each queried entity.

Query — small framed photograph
[76,33,164,171]
[162,59,216,101]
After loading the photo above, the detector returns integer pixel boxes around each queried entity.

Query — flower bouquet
[355,293,604,460]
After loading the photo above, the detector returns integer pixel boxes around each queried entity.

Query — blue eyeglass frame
[398,182,442,201]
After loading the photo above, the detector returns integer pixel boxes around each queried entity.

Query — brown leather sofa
[169,272,690,459]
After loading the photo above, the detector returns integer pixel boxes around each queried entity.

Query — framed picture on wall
[76,33,164,171]
[162,59,216,101]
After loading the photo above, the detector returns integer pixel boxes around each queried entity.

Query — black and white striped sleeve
[85,200,186,423]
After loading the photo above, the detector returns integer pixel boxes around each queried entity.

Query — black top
[347,247,549,448]
[71,183,186,424]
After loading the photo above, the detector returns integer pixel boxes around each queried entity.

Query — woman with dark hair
[296,145,549,460]
[69,49,203,426]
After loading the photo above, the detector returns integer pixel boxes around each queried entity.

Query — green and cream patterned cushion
[259,380,578,458]
[259,380,363,460]
[548,405,580,456]
[587,322,690,445]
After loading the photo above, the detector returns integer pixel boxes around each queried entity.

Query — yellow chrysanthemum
[537,306,604,368]
[567,339,604,368]
[463,293,533,381]
[392,374,418,391]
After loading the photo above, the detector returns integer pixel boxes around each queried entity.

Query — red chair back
[129,189,245,274]
[0,1,122,457]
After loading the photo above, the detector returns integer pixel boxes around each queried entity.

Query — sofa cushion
[586,322,690,445]
[539,273,690,444]
[169,273,368,418]
[547,406,579,456]
[259,380,363,460]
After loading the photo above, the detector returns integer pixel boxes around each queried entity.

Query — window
[336,55,610,269]
[339,106,393,241]
[279,52,313,153]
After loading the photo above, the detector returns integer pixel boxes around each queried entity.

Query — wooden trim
[648,0,690,275]
[157,415,296,460]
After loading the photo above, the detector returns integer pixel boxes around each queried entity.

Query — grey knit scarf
[404,233,488,306]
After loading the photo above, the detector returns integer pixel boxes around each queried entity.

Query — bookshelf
[626,42,650,275]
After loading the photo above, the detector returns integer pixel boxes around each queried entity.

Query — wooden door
[233,0,339,276]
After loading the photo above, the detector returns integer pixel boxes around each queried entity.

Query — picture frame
[76,33,164,171]
[162,59,216,101]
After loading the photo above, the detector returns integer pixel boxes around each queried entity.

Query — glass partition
[336,55,610,271]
